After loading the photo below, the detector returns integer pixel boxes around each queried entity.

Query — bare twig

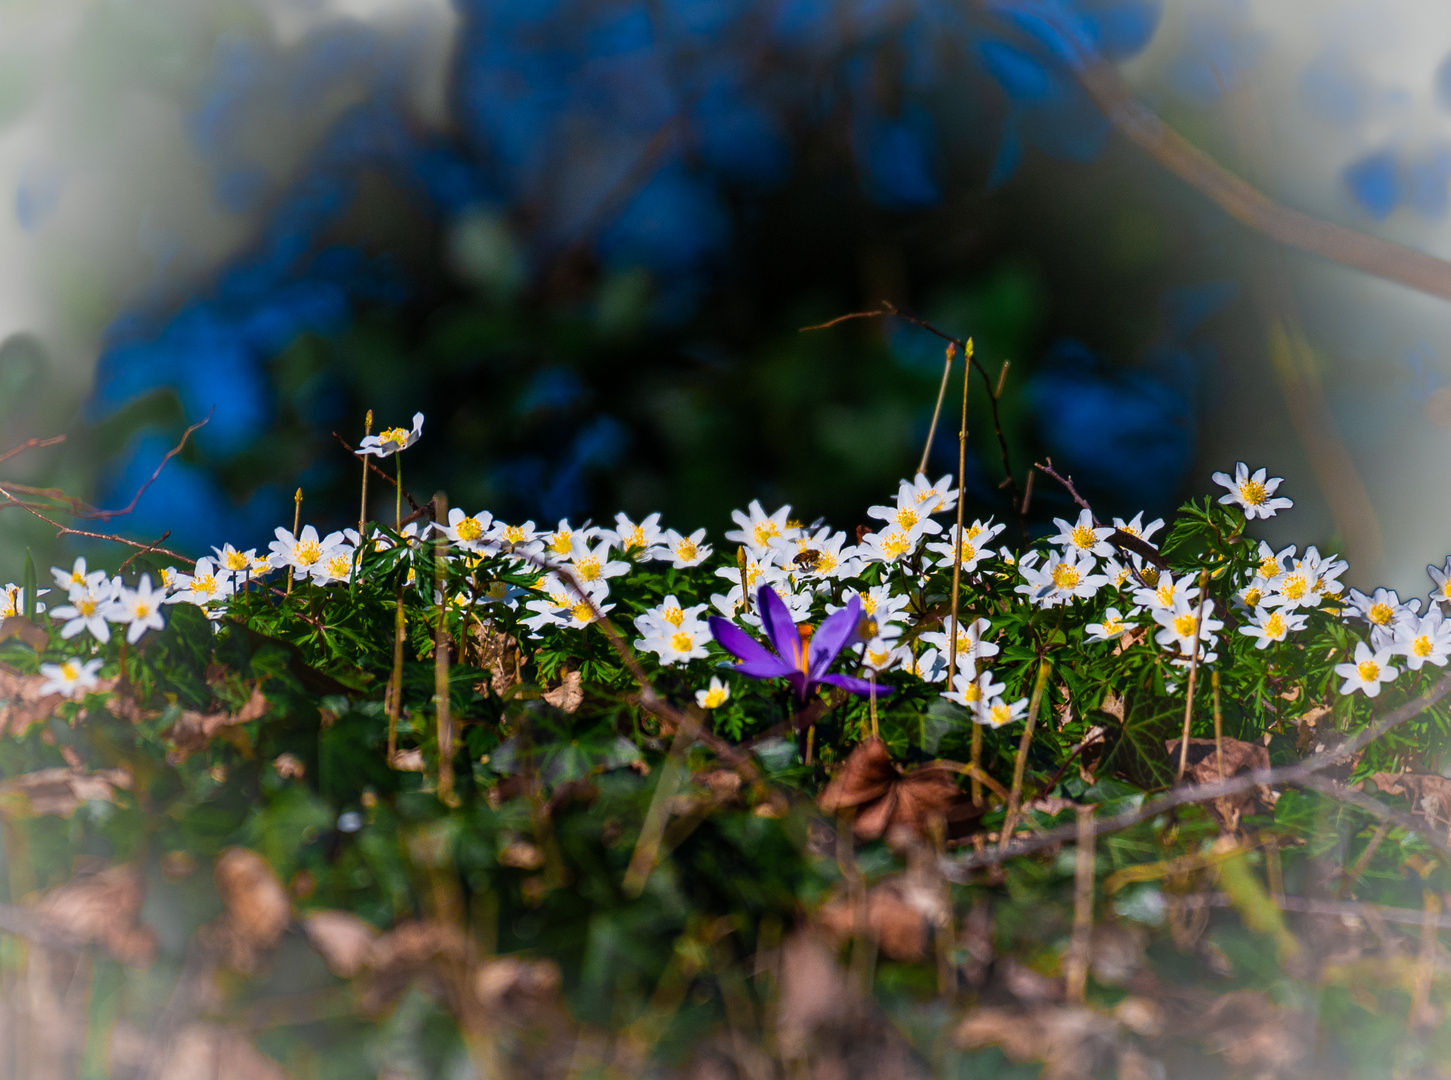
[944,669,1451,875]
[1000,660,1051,848]
[1175,891,1451,932]
[1176,570,1211,781]
[1064,805,1095,1004]
[0,434,65,467]
[919,342,958,476]
[332,431,421,512]
[0,491,190,562]
[1072,57,1451,305]
[87,411,213,522]
[116,532,175,574]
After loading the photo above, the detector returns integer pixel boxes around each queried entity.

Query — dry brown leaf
[209,847,290,973]
[472,622,520,696]
[818,738,966,842]
[272,752,305,780]
[0,616,49,652]
[0,667,65,735]
[359,919,471,1012]
[542,670,583,712]
[302,909,379,978]
[37,863,157,966]
[391,747,426,771]
[1165,736,1271,828]
[1368,771,1451,848]
[166,685,270,762]
[474,955,563,1023]
[0,766,132,818]
[818,884,930,961]
[956,1006,1122,1080]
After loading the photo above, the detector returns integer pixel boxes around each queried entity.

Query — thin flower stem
[434,492,456,807]
[1000,659,1051,849]
[395,455,403,533]
[918,342,957,476]
[1065,805,1096,1004]
[286,487,302,595]
[943,341,978,798]
[359,410,372,538]
[1176,570,1212,782]
[387,586,405,764]
[1212,670,1225,781]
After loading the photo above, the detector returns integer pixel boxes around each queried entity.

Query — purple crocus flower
[708,587,890,703]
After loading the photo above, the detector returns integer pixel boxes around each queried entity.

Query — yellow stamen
[671,631,694,653]
[1368,601,1394,625]
[1239,478,1267,505]
[458,517,485,543]
[1357,659,1380,682]
[1262,612,1286,639]
[1070,524,1096,549]
[1414,636,1433,658]
[1050,563,1080,589]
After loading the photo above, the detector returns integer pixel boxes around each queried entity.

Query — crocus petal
[733,657,799,680]
[708,616,780,667]
[807,594,860,679]
[757,586,802,669]
[819,673,891,698]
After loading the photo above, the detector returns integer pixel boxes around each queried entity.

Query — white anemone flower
[1238,606,1306,650]
[1112,513,1164,543]
[696,676,731,710]
[566,537,631,585]
[927,519,1005,573]
[1085,607,1137,643]
[856,527,917,565]
[1152,598,1223,658]
[977,696,1029,729]
[650,528,713,568]
[860,636,900,672]
[212,544,259,577]
[51,557,105,595]
[904,472,957,516]
[1345,587,1420,650]
[921,616,998,670]
[106,575,167,643]
[1211,462,1292,520]
[1428,557,1451,608]
[866,486,941,541]
[1049,508,1114,558]
[606,512,663,558]
[488,520,545,561]
[50,580,114,642]
[1016,549,1109,607]
[942,669,1006,712]
[356,412,424,457]
[634,594,710,638]
[438,508,494,552]
[769,528,857,581]
[1132,568,1200,614]
[1,584,44,618]
[310,548,357,586]
[268,525,346,576]
[637,621,711,665]
[724,500,798,554]
[168,558,233,606]
[1394,609,1451,671]
[38,657,104,699]
[1335,642,1399,698]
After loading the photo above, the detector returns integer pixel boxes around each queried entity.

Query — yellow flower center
[1443,581,1451,599]
[701,687,728,708]
[1121,524,1140,537]
[1263,612,1285,639]
[1259,555,1280,578]
[861,594,878,615]
[1173,613,1198,638]
[1243,587,1263,608]
[326,555,350,578]
[1051,563,1080,589]
[662,604,685,627]
[1357,659,1380,682]
[895,507,919,530]
[1239,479,1267,505]
[78,599,97,617]
[570,601,594,623]
[816,551,837,574]
[61,661,78,679]
[916,487,938,504]
[486,582,508,601]
[752,521,780,547]
[191,574,217,596]
[504,525,528,544]
[622,526,645,551]
[880,532,911,560]
[295,541,321,566]
[674,538,698,561]
[867,648,892,667]
[988,703,1012,726]
[962,681,983,702]
[1139,566,1160,587]
[965,524,983,540]
[959,541,977,562]
[379,426,410,446]
[1279,575,1306,601]
[224,551,250,571]
[135,603,151,619]
[671,631,694,653]
[70,570,84,585]
[1070,524,1096,549]
[1113,568,1129,587]
[1155,584,1174,607]
[1102,618,1123,636]
[458,517,485,542]
[161,569,175,587]
[1368,602,1393,625]
[575,556,601,581]
[1414,635,1433,658]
